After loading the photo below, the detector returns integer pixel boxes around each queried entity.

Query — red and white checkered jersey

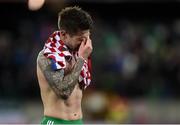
[43,31,91,89]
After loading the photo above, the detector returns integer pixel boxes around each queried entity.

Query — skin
[61,30,91,52]
[37,30,92,120]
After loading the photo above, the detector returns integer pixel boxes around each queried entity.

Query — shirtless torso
[37,51,84,120]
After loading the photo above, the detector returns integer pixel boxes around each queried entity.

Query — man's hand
[78,37,93,60]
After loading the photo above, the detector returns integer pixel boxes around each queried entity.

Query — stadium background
[0,0,180,123]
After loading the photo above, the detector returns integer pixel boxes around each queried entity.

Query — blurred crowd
[0,2,180,123]
[93,19,180,99]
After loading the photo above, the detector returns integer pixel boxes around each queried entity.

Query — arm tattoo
[37,51,84,99]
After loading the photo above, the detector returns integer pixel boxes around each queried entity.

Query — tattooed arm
[37,51,84,99]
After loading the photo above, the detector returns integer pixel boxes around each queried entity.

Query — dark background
[0,0,180,123]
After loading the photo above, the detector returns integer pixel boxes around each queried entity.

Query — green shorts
[41,116,83,124]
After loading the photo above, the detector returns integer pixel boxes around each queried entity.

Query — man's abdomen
[43,84,83,120]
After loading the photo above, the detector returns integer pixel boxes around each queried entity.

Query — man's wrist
[78,56,87,63]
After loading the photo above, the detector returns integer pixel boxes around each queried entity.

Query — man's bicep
[37,51,51,71]
[37,52,64,84]
[37,52,67,96]
[43,67,65,89]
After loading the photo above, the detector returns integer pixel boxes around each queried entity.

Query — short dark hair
[58,6,93,36]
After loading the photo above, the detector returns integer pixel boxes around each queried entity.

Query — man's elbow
[60,94,69,100]
[56,90,71,100]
